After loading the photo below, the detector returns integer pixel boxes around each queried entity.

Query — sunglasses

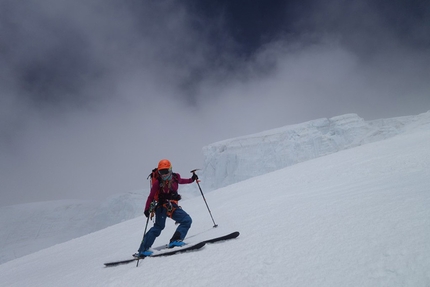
[158,169,171,175]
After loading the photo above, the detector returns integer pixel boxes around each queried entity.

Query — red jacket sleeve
[144,179,159,211]
[177,173,194,184]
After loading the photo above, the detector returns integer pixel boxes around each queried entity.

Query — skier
[134,159,198,257]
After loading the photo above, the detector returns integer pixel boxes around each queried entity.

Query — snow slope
[0,200,98,264]
[0,124,429,286]
[0,193,147,265]
[1,111,429,266]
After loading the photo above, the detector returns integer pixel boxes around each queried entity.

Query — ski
[104,258,136,267]
[104,242,205,267]
[202,231,240,244]
[103,231,239,267]
[151,241,205,257]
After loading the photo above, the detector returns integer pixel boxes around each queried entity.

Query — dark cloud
[182,0,430,71]
[1,0,429,206]
[1,1,98,104]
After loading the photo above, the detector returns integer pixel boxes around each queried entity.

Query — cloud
[0,0,212,205]
[1,0,429,206]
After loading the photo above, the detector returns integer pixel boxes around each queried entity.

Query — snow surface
[0,117,429,286]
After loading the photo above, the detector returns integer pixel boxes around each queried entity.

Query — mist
[1,0,429,206]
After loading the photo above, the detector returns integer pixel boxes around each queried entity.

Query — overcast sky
[1,0,429,206]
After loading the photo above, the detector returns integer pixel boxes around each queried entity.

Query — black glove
[144,210,150,218]
[170,192,181,201]
[191,173,199,182]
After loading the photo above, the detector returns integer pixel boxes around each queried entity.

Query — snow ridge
[201,112,430,190]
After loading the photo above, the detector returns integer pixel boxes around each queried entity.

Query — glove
[170,192,181,201]
[144,210,150,218]
[191,173,199,182]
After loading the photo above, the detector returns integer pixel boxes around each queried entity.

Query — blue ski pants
[138,203,192,252]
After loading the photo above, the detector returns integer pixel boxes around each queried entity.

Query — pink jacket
[145,173,194,211]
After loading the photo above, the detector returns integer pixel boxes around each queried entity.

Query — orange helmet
[158,159,172,180]
[158,159,172,171]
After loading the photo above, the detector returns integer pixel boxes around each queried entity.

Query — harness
[162,200,180,218]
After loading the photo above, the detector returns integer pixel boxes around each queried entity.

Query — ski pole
[137,201,155,267]
[142,216,150,243]
[136,215,150,267]
[191,169,218,228]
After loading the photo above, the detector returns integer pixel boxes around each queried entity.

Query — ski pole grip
[190,169,201,182]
